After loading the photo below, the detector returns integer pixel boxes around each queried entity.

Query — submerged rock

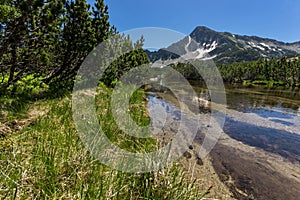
[196,156,203,165]
[183,151,192,159]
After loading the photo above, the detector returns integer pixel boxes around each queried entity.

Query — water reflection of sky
[225,88,300,128]
[148,86,300,163]
[270,119,294,126]
[148,95,182,134]
[245,106,300,127]
[250,108,293,119]
[224,118,300,162]
[223,88,300,161]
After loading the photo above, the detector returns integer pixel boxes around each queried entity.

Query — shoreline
[148,91,300,199]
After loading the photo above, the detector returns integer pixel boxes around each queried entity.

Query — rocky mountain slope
[146,26,300,63]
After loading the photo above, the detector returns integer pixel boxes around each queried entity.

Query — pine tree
[0,0,65,89]
[92,0,114,44]
[43,0,114,87]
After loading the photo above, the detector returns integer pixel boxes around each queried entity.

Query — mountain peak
[146,26,300,63]
[190,26,217,37]
[193,26,215,32]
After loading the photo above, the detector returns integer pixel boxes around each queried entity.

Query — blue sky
[88,0,300,43]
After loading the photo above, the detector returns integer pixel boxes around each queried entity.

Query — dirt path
[0,102,49,136]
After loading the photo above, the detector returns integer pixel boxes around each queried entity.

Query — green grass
[95,86,156,153]
[0,86,203,199]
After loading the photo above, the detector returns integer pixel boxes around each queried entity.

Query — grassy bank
[0,86,204,199]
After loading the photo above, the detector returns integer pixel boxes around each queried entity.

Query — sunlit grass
[0,86,202,199]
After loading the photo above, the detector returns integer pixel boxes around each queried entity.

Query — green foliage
[218,55,300,88]
[43,0,102,85]
[101,39,149,87]
[0,0,21,22]
[170,55,300,88]
[0,0,67,90]
[7,74,49,94]
[0,0,147,92]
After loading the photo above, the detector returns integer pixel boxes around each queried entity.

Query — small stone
[188,145,193,150]
[196,157,203,165]
[183,151,192,159]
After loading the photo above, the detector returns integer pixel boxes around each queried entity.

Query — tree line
[0,0,148,93]
[169,55,300,88]
[218,56,300,87]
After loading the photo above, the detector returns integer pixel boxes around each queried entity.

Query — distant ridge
[146,26,300,63]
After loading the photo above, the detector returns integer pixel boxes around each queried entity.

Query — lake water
[224,86,300,162]
[148,84,300,162]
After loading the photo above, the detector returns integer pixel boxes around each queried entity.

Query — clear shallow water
[148,85,300,162]
[224,87,300,162]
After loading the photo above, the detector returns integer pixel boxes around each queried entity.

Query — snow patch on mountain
[181,38,218,60]
[248,42,265,51]
[260,43,271,49]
